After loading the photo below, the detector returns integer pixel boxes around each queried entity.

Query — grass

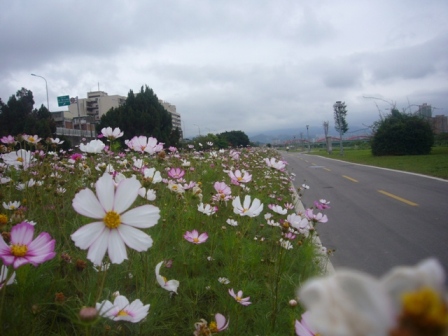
[305,146,448,180]
[0,139,329,335]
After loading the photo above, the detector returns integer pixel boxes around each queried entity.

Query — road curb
[291,184,336,276]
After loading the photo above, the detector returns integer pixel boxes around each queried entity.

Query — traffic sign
[57,95,70,107]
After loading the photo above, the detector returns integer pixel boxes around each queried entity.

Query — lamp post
[306,125,310,153]
[193,124,201,136]
[31,73,49,111]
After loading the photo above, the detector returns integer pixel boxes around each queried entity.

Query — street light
[31,73,49,111]
[193,124,201,136]
[306,125,310,153]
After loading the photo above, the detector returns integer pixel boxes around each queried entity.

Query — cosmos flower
[226,219,238,226]
[295,312,318,336]
[298,258,447,336]
[198,203,218,216]
[227,169,252,184]
[79,139,105,153]
[96,294,149,323]
[184,230,208,244]
[125,136,163,154]
[155,261,179,293]
[101,127,124,140]
[71,173,160,265]
[0,222,56,269]
[143,167,162,183]
[228,288,251,306]
[265,157,287,171]
[1,149,35,170]
[305,209,328,223]
[3,201,21,210]
[48,138,65,145]
[194,313,229,335]
[232,195,263,217]
[167,167,185,179]
[0,135,17,145]
[23,134,42,145]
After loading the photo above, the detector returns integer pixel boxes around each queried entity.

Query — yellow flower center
[237,176,243,181]
[28,137,35,142]
[172,185,178,191]
[104,211,121,229]
[16,157,24,162]
[116,310,129,317]
[11,244,28,257]
[0,214,8,225]
[236,296,242,302]
[193,237,199,243]
[209,321,218,332]
[399,287,448,333]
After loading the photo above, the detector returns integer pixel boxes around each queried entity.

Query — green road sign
[57,95,70,107]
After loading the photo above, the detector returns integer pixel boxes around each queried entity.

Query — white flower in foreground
[71,173,160,265]
[155,261,179,293]
[232,195,263,217]
[96,294,149,323]
[298,258,447,336]
[1,149,35,170]
[79,139,105,153]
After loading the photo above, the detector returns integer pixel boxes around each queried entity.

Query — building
[159,100,183,139]
[432,115,448,134]
[68,91,126,122]
[416,103,433,120]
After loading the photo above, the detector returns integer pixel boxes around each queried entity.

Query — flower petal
[95,173,115,212]
[121,205,160,229]
[118,225,153,252]
[11,222,34,245]
[113,176,140,213]
[71,222,105,249]
[86,228,110,265]
[73,188,106,219]
[107,229,127,264]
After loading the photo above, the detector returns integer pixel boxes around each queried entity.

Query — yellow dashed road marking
[378,190,418,206]
[342,175,358,183]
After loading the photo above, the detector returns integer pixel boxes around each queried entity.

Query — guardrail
[56,128,97,137]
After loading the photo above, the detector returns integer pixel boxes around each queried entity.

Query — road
[281,151,448,278]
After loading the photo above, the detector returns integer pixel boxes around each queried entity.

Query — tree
[371,109,434,156]
[333,101,349,155]
[97,85,178,148]
[218,130,250,148]
[0,88,55,139]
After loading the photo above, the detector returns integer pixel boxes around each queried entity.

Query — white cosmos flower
[96,294,149,323]
[298,258,447,336]
[79,139,105,153]
[155,261,179,293]
[101,127,123,140]
[70,173,160,265]
[143,167,162,184]
[1,149,35,170]
[232,195,263,217]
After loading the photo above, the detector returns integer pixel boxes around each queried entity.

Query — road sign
[57,95,70,107]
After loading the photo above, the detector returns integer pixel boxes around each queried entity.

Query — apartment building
[68,91,126,122]
[160,100,183,139]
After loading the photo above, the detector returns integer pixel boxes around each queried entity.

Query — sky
[1,0,447,138]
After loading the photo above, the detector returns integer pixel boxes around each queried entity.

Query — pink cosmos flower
[314,199,331,210]
[228,169,252,184]
[295,311,318,336]
[23,134,42,145]
[96,294,149,323]
[71,173,160,265]
[265,157,286,171]
[305,209,328,223]
[1,135,17,145]
[167,167,185,179]
[0,222,56,269]
[184,230,208,244]
[228,288,251,306]
[125,136,163,154]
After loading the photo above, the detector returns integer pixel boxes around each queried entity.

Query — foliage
[333,101,349,136]
[0,139,329,335]
[371,109,434,156]
[219,130,250,147]
[96,85,179,148]
[308,147,448,179]
[0,88,56,138]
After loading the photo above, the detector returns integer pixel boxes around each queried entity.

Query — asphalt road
[281,151,448,278]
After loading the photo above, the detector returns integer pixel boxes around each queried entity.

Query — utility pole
[306,125,310,153]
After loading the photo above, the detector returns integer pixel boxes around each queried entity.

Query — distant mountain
[249,126,371,144]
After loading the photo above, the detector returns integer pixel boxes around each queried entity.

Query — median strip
[377,190,418,206]
[342,175,358,183]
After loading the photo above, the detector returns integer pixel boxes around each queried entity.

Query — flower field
[0,131,329,335]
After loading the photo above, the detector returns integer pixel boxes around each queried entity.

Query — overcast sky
[1,0,447,138]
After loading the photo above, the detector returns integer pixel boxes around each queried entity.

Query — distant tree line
[0,88,56,139]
